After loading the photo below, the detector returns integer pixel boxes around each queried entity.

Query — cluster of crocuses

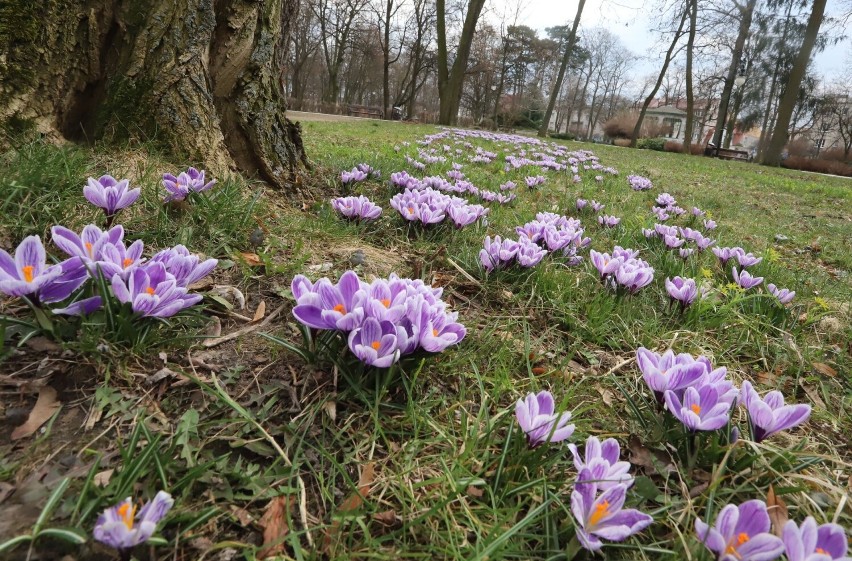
[390,187,489,228]
[524,175,547,188]
[480,213,589,272]
[290,270,466,367]
[627,174,653,191]
[645,223,716,254]
[1,178,215,319]
[576,199,605,213]
[514,391,653,552]
[589,247,655,294]
[713,246,794,303]
[695,499,850,561]
[637,348,811,440]
[331,195,382,221]
[162,167,216,202]
[341,163,381,184]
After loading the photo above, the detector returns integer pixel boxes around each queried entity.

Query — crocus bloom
[347,317,399,367]
[576,198,588,211]
[696,236,716,251]
[666,276,698,307]
[736,252,763,268]
[636,348,707,405]
[642,228,656,238]
[664,235,685,249]
[589,250,622,279]
[590,200,605,212]
[767,283,795,304]
[341,168,369,184]
[627,175,653,191]
[703,219,717,230]
[53,296,103,316]
[739,381,811,443]
[331,195,383,221]
[598,215,621,228]
[679,248,694,259]
[94,491,174,551]
[150,245,217,288]
[652,207,670,221]
[664,383,733,431]
[84,175,140,216]
[96,239,145,280]
[514,390,574,447]
[51,224,124,263]
[713,246,739,266]
[479,235,520,272]
[36,257,89,304]
[111,263,202,318]
[692,207,705,217]
[568,437,633,490]
[615,261,654,294]
[782,517,850,561]
[695,500,784,561]
[291,271,364,330]
[656,193,676,207]
[732,267,763,290]
[571,472,653,551]
[516,237,548,267]
[162,168,216,201]
[0,236,63,298]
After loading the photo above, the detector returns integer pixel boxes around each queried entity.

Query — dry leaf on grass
[812,362,837,377]
[627,435,676,476]
[252,300,266,322]
[12,387,61,440]
[94,469,114,488]
[323,462,376,552]
[323,400,337,422]
[239,252,264,267]
[258,496,291,559]
[373,509,399,526]
[766,484,788,537]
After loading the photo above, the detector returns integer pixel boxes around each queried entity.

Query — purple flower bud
[515,390,574,447]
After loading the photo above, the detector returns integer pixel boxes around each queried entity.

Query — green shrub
[549,132,576,140]
[637,138,666,151]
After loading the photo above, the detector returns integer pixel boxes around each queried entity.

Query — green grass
[0,123,850,561]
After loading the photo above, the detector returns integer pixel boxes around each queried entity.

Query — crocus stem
[105,212,115,229]
[119,548,132,561]
[565,534,583,559]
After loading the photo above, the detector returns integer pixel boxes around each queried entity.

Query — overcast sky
[487,0,850,86]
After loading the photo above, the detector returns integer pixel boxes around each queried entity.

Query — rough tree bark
[682,0,697,153]
[0,0,307,190]
[762,0,828,166]
[538,0,586,138]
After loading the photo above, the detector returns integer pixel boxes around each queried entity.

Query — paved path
[288,110,387,123]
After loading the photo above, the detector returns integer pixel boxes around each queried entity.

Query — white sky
[488,0,850,85]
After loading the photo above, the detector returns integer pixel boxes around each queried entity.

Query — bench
[346,105,384,119]
[704,145,751,162]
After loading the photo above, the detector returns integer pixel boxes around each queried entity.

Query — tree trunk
[762,0,828,166]
[712,0,757,149]
[538,0,586,138]
[630,7,688,147]
[436,0,486,125]
[0,0,307,190]
[682,0,697,152]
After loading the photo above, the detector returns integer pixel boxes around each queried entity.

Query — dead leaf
[373,509,399,526]
[324,462,376,552]
[802,384,826,409]
[24,337,61,353]
[596,386,614,406]
[204,316,222,338]
[252,301,266,322]
[239,252,263,267]
[323,400,337,422]
[229,505,253,526]
[812,362,837,377]
[531,367,546,375]
[12,387,61,440]
[145,367,177,385]
[627,435,676,476]
[94,469,114,488]
[689,482,709,498]
[466,485,484,499]
[0,482,14,504]
[767,484,788,537]
[258,496,291,559]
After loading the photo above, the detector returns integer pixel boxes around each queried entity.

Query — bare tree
[436,0,487,124]
[682,0,698,152]
[313,0,368,104]
[538,0,586,137]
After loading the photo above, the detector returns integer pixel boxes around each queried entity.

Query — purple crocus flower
[653,207,670,221]
[739,381,811,443]
[571,472,653,551]
[150,245,217,288]
[0,236,63,297]
[356,163,380,178]
[51,224,124,263]
[514,390,574,447]
[291,271,365,330]
[782,517,850,561]
[162,168,216,202]
[96,239,145,280]
[656,193,676,207]
[666,276,698,307]
[696,236,716,251]
[664,235,685,249]
[479,235,520,272]
[568,436,633,490]
[590,200,605,212]
[589,250,622,279]
[679,248,694,259]
[692,207,705,217]
[53,296,103,316]
[615,261,654,294]
[111,263,202,318]
[664,382,733,432]
[736,252,763,268]
[36,257,89,304]
[331,195,383,221]
[516,237,548,267]
[642,228,656,238]
[576,198,588,211]
[413,299,466,352]
[704,219,717,230]
[695,500,784,561]
[767,283,795,304]
[627,174,653,191]
[84,175,140,219]
[713,246,739,266]
[94,491,174,552]
[341,167,369,184]
[636,348,707,405]
[447,203,488,228]
[500,181,516,191]
[347,317,399,367]
[732,267,763,290]
[598,215,621,228]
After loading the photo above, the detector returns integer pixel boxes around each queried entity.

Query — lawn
[0,119,850,561]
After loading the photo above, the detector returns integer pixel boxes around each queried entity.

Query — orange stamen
[22,265,34,283]
[85,242,93,257]
[432,329,439,337]
[145,287,155,295]
[123,258,134,268]
[370,341,381,350]
[816,548,827,554]
[589,500,610,527]
[381,298,390,307]
[333,303,345,313]
[690,404,701,415]
[117,502,136,530]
